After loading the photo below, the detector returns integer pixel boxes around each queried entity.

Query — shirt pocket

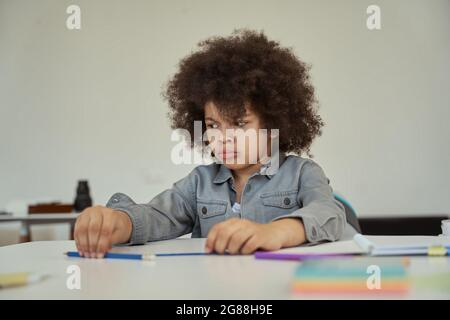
[197,198,228,219]
[260,190,299,209]
[196,198,228,237]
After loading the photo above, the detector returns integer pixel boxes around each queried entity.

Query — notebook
[353,234,450,256]
[254,238,365,260]
[254,234,450,260]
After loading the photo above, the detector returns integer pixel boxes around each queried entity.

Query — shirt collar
[213,164,234,184]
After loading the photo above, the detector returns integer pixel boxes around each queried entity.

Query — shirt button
[283,197,291,205]
[201,206,207,215]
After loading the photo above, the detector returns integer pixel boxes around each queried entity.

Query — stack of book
[292,257,410,295]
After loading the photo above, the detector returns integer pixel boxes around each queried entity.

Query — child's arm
[74,173,197,258]
[271,159,347,243]
[205,160,346,254]
[105,178,196,244]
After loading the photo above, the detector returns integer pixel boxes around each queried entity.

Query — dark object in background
[74,180,93,212]
[334,194,361,233]
[359,216,448,236]
[28,202,73,214]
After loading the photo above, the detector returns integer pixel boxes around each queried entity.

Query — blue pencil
[65,251,214,260]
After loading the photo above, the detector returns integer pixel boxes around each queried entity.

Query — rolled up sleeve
[105,174,197,245]
[271,160,346,243]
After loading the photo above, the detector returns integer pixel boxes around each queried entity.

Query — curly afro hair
[164,29,324,156]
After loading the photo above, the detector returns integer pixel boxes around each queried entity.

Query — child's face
[204,101,272,171]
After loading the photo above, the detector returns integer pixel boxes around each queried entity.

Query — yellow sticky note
[428,246,447,256]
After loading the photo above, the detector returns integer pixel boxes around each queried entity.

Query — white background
[1,0,449,221]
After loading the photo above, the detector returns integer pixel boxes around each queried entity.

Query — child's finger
[95,209,115,258]
[240,234,260,255]
[87,211,103,257]
[205,224,220,253]
[74,234,83,256]
[74,213,90,256]
[213,222,243,254]
[205,219,239,253]
[227,228,254,254]
[205,219,236,253]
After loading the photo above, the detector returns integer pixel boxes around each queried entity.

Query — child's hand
[73,206,133,258]
[204,218,306,255]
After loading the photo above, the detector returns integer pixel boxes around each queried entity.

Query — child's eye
[206,123,218,129]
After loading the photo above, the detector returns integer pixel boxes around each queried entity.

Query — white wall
[1,0,449,220]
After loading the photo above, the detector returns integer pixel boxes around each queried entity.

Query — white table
[0,238,449,299]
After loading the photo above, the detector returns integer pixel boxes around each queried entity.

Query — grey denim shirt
[106,154,347,245]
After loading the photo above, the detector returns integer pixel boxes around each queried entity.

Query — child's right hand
[73,206,133,258]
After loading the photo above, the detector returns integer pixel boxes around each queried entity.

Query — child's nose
[218,128,235,143]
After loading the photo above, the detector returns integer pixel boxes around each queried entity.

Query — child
[74,29,346,258]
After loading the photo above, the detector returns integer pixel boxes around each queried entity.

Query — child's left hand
[204,217,306,255]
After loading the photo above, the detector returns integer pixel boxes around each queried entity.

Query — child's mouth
[219,151,238,160]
